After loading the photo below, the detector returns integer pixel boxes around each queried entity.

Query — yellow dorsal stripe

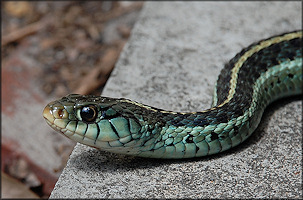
[216,31,302,108]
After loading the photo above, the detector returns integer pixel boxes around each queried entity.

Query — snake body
[43,30,302,159]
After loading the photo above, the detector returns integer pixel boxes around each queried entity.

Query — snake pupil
[81,105,97,122]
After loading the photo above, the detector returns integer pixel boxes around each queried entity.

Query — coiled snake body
[43,31,302,159]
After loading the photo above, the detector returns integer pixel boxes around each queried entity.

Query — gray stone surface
[50,2,302,199]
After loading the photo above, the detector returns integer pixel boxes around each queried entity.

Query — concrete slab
[49,2,302,198]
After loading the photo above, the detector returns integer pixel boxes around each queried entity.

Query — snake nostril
[58,110,64,117]
[53,108,68,119]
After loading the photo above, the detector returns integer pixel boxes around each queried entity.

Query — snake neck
[129,55,302,158]
[124,33,303,158]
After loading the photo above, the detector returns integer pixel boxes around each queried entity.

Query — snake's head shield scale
[43,94,156,155]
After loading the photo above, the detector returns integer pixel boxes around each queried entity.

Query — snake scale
[43,30,302,159]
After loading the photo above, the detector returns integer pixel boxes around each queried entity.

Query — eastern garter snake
[43,30,302,159]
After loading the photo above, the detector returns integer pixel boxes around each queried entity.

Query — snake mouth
[43,102,144,155]
[43,105,130,146]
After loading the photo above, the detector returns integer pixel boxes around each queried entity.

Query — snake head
[43,94,143,152]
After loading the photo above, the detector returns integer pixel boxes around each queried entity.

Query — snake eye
[80,105,97,123]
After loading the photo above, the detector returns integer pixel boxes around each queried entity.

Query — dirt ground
[1,1,143,198]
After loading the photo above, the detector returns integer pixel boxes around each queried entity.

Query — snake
[43,30,302,159]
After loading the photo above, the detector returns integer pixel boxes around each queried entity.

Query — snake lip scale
[43,30,302,159]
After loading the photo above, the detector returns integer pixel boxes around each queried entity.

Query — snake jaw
[42,95,149,154]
